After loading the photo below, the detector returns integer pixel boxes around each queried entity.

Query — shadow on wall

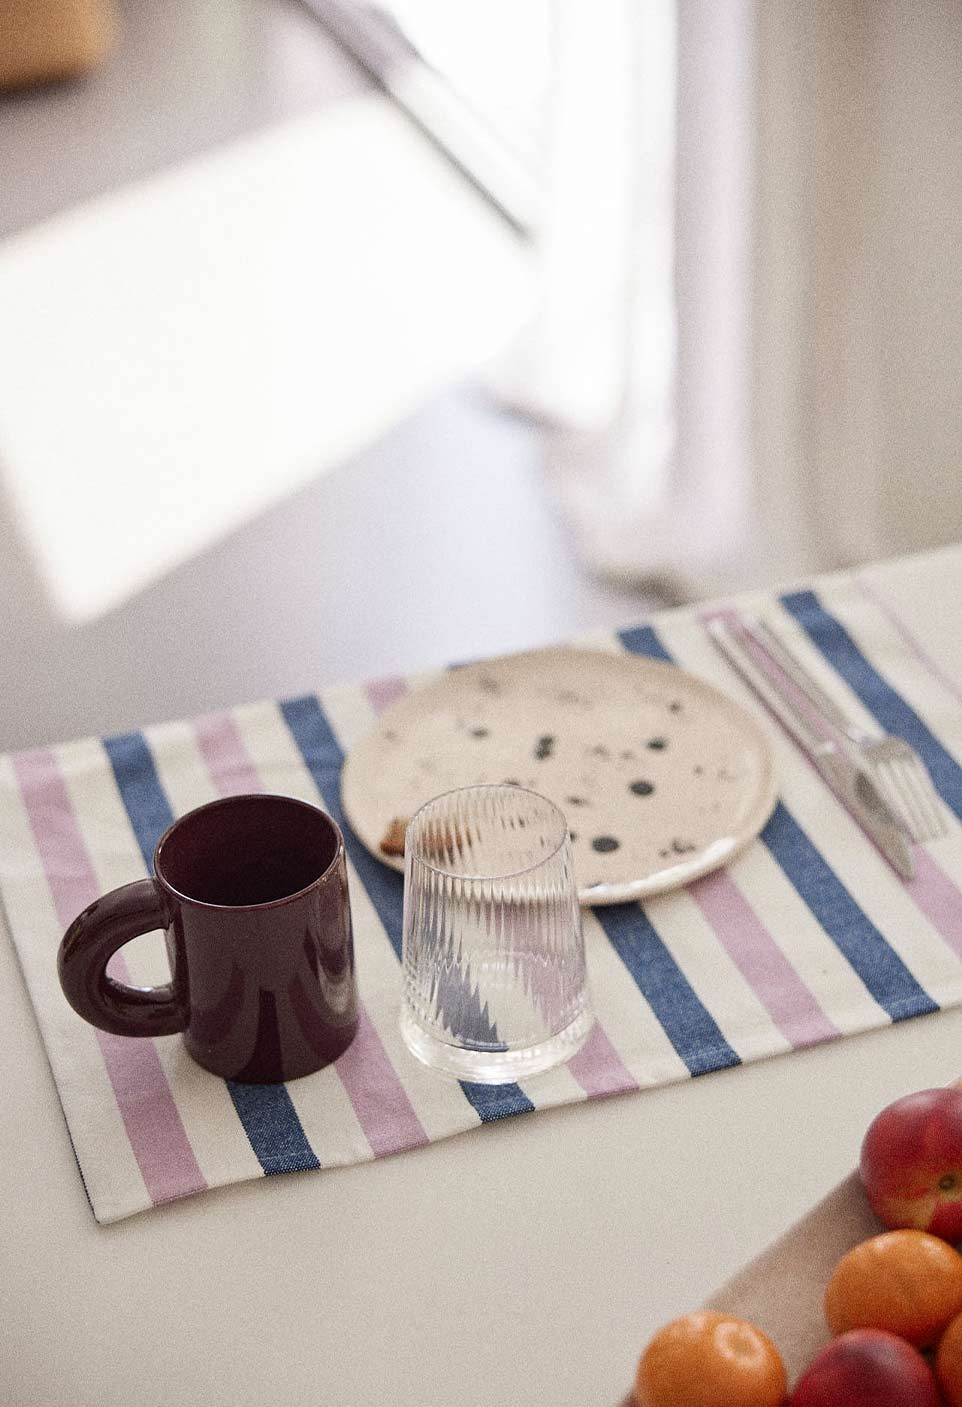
[0,388,666,755]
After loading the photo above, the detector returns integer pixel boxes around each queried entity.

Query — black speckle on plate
[592,835,620,853]
[669,700,683,713]
[693,764,704,776]
[647,737,668,751]
[629,780,655,797]
[470,726,490,738]
[589,744,610,758]
[534,734,555,760]
[566,795,588,807]
[502,778,521,787]
[478,675,501,695]
[671,838,697,855]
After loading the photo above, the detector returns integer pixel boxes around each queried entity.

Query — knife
[706,614,916,880]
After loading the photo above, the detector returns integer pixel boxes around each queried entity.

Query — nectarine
[860,1087,962,1240]
[789,1328,940,1406]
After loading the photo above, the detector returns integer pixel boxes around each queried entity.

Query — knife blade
[706,615,916,880]
[810,747,917,881]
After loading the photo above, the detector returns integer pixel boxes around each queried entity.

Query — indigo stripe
[102,729,322,1176]
[761,802,937,1021]
[277,696,406,960]
[224,1083,320,1173]
[618,624,673,663]
[459,1082,538,1120]
[619,624,937,1024]
[278,694,537,1123]
[594,901,740,1075]
[613,626,741,1070]
[102,732,176,870]
[782,588,962,823]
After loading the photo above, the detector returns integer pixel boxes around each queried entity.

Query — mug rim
[153,793,345,912]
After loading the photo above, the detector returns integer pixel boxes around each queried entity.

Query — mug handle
[58,879,189,1038]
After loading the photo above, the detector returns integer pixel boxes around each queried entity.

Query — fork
[745,616,947,844]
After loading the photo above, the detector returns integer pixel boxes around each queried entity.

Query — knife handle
[749,617,860,737]
[705,616,837,762]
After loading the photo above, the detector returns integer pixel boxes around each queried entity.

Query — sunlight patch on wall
[0,94,532,622]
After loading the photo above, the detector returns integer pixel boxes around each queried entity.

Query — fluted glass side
[400,785,593,1083]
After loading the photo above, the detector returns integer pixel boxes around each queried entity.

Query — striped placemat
[4,572,962,1223]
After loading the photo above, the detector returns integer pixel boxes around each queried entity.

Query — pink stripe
[333,1006,430,1156]
[198,717,431,1158]
[690,868,840,1046]
[565,1021,638,1098]
[12,748,208,1206]
[905,850,962,962]
[857,576,962,711]
[193,712,263,795]
[365,675,409,715]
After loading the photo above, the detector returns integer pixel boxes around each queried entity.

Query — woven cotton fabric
[3,572,962,1222]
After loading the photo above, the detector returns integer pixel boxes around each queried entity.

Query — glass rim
[405,783,570,882]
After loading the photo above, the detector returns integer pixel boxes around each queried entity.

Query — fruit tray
[620,1087,962,1402]
[616,1171,879,1405]
[700,1171,879,1380]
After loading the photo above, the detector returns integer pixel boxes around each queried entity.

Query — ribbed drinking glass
[400,785,593,1083]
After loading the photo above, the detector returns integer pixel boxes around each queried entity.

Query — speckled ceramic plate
[341,648,779,905]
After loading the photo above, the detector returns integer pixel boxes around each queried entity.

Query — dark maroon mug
[57,793,358,1082]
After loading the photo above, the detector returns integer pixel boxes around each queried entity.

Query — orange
[633,1311,787,1407]
[824,1229,962,1347]
[937,1309,962,1406]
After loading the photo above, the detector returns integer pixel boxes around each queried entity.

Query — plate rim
[340,646,779,906]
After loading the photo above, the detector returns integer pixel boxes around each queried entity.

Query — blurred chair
[0,0,115,89]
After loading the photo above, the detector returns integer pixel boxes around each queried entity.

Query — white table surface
[3,544,962,1407]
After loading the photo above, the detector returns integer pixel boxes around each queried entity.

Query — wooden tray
[618,1172,880,1403]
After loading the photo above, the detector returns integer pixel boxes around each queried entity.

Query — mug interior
[155,794,339,907]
